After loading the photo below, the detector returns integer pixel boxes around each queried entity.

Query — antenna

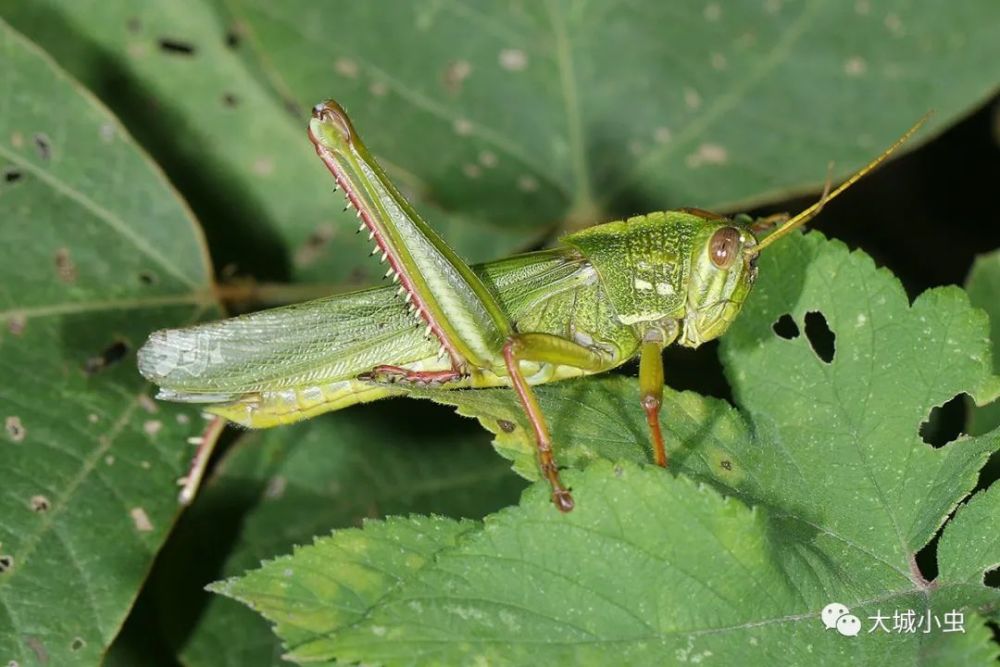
[755,112,932,251]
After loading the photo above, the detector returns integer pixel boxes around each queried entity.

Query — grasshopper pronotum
[139,101,927,511]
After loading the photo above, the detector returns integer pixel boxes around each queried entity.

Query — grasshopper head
[680,113,932,347]
[679,218,759,347]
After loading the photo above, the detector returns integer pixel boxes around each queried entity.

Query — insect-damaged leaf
[218,0,998,230]
[217,233,1000,664]
[216,462,1000,665]
[6,0,996,281]
[966,248,1000,436]
[0,19,218,665]
[0,0,541,284]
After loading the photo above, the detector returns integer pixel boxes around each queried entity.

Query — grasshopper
[139,101,926,511]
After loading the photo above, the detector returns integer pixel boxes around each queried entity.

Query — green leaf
[219,462,1000,665]
[0,0,542,283]
[966,249,1000,436]
[938,483,1000,590]
[0,19,218,665]
[224,0,1000,228]
[217,233,1000,663]
[146,404,524,667]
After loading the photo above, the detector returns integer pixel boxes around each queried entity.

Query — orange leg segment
[639,339,668,468]
[502,333,607,512]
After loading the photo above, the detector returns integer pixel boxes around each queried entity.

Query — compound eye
[709,227,742,269]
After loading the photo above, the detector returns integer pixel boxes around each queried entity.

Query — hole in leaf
[3,167,22,184]
[157,37,196,55]
[772,313,799,339]
[222,92,239,108]
[919,393,969,447]
[0,555,12,573]
[913,532,942,584]
[804,311,835,363]
[225,28,241,48]
[138,271,157,285]
[70,637,85,651]
[54,247,77,284]
[84,340,130,375]
[34,134,51,160]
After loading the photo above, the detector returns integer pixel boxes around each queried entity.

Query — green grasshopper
[139,101,926,511]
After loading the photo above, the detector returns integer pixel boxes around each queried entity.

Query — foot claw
[553,489,575,513]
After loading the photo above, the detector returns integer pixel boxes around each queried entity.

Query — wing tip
[137,328,216,384]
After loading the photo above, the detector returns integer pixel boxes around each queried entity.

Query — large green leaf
[2,0,997,284]
[145,404,524,667]
[224,0,999,228]
[0,19,218,666]
[216,233,1000,664]
[0,0,542,284]
[217,462,1000,665]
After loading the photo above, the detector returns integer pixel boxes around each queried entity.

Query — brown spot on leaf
[29,495,50,512]
[3,167,22,184]
[7,313,26,336]
[55,247,77,284]
[222,92,239,107]
[34,133,51,160]
[497,419,516,433]
[294,224,335,267]
[442,60,472,93]
[720,459,732,471]
[70,637,85,652]
[6,416,25,443]
[130,507,153,532]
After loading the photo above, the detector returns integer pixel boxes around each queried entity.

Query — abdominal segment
[207,354,600,428]
[207,378,404,428]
